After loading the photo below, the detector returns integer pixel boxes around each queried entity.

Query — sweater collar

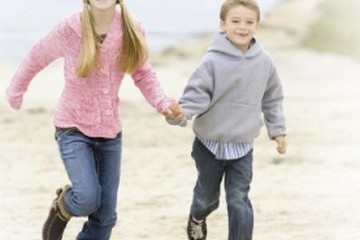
[68,11,122,50]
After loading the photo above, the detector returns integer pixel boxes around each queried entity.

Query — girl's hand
[274,135,287,154]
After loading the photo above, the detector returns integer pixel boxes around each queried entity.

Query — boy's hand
[162,102,184,121]
[274,135,287,154]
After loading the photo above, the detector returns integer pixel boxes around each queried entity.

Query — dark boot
[42,185,72,240]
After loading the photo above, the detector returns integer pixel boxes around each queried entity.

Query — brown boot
[42,185,72,240]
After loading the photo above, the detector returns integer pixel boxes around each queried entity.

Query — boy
[169,0,287,239]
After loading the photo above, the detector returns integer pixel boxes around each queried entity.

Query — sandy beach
[1,0,360,239]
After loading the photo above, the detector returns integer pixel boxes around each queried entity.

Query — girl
[5,0,182,239]
[168,0,287,239]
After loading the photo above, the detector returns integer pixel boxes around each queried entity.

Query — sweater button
[105,110,112,116]
[102,88,110,94]
[100,66,109,75]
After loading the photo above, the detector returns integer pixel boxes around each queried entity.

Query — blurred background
[0,0,281,67]
[1,0,358,66]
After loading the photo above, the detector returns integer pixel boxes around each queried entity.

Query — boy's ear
[220,20,226,32]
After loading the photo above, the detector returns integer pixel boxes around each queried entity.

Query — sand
[1,0,360,239]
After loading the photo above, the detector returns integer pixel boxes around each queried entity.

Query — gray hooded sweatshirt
[179,31,286,143]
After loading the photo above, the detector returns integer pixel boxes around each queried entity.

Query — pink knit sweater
[5,11,174,138]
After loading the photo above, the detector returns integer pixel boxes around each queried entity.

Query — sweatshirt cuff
[165,118,187,127]
[270,133,286,140]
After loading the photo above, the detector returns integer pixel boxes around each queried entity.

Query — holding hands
[162,102,187,126]
[162,102,184,121]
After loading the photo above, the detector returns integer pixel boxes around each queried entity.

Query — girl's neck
[90,8,116,35]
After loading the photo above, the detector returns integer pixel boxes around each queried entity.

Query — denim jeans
[190,138,253,240]
[55,128,122,240]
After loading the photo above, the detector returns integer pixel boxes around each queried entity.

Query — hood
[208,31,262,59]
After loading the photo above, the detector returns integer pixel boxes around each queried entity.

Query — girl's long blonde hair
[76,0,148,77]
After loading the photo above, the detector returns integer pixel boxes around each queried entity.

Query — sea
[0,0,281,67]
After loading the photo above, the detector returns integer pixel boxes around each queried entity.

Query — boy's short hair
[220,0,261,22]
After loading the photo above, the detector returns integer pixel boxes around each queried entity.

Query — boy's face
[220,5,259,52]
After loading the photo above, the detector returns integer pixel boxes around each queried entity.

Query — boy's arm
[262,64,286,140]
[178,59,214,120]
[164,58,214,127]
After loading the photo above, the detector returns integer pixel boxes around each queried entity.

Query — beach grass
[302,0,360,60]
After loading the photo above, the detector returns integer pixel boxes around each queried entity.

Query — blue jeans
[55,128,122,240]
[190,138,253,240]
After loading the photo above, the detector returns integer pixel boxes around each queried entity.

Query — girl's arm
[5,20,67,109]
[130,22,181,116]
[131,61,176,113]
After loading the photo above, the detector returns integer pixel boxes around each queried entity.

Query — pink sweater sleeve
[130,22,174,112]
[5,20,67,109]
[131,61,175,113]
